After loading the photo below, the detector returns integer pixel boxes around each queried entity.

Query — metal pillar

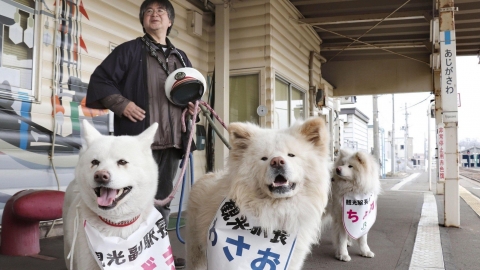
[213,2,230,170]
[428,101,433,191]
[404,103,409,170]
[373,96,380,164]
[439,0,460,227]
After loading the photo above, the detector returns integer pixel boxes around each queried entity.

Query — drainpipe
[308,51,315,117]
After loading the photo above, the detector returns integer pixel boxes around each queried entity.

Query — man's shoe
[174,256,186,269]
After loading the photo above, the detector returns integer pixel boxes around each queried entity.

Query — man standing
[86,0,195,267]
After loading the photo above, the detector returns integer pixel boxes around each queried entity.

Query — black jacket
[86,37,192,138]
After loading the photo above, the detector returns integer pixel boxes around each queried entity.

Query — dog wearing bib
[63,120,175,269]
[186,117,331,269]
[324,149,381,262]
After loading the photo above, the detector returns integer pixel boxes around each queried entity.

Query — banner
[84,209,174,270]
[207,198,297,269]
[342,193,377,239]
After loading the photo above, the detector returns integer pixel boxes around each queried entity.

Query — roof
[339,107,370,123]
[290,0,480,63]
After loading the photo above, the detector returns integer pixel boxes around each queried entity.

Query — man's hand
[123,102,145,122]
[187,102,201,116]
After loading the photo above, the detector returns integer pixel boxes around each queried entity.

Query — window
[274,77,305,129]
[400,145,404,150]
[0,0,38,101]
[229,74,259,124]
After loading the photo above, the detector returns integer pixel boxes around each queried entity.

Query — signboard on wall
[437,123,446,181]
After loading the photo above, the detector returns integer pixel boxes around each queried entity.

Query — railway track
[459,167,480,183]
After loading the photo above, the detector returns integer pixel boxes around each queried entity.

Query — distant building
[383,129,414,172]
[339,108,369,152]
[460,147,480,167]
[411,153,425,169]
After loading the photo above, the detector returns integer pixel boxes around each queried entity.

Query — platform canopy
[289,0,480,96]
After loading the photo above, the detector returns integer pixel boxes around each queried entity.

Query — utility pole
[373,96,380,164]
[391,94,395,175]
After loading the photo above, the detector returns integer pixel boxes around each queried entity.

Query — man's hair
[139,0,175,35]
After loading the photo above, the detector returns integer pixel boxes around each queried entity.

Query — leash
[67,203,80,270]
[153,100,230,207]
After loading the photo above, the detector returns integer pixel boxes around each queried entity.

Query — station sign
[440,30,458,123]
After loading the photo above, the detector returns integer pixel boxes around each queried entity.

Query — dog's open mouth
[94,186,132,210]
[268,175,296,194]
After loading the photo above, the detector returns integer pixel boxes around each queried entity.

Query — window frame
[274,75,307,129]
[229,68,265,127]
[0,0,43,102]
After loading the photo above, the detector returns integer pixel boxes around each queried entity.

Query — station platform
[1,170,479,269]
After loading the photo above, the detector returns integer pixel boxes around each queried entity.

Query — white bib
[342,193,377,239]
[84,209,174,270]
[207,198,297,270]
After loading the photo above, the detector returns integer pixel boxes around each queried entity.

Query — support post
[428,101,432,190]
[434,71,444,194]
[213,3,230,170]
[391,94,395,175]
[404,103,407,171]
[439,0,459,227]
[373,95,380,164]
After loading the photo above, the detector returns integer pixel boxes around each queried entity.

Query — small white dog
[325,149,381,262]
[63,120,175,269]
[186,117,331,270]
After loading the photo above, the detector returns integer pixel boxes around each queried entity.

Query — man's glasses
[145,8,167,16]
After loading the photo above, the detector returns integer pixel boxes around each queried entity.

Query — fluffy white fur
[324,149,381,262]
[63,120,159,269]
[186,117,331,269]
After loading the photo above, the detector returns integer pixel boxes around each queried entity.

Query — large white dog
[325,149,381,262]
[63,120,174,269]
[186,117,331,270]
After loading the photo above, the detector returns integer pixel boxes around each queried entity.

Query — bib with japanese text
[342,193,377,239]
[84,208,174,270]
[207,198,297,270]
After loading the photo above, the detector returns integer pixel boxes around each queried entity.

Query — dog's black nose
[270,157,285,168]
[94,170,111,184]
[336,167,341,175]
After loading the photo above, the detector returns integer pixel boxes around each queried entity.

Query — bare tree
[459,138,480,149]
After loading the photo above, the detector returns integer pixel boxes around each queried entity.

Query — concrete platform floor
[1,170,480,269]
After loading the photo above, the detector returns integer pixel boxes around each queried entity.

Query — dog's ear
[354,151,368,165]
[228,122,254,151]
[299,117,330,155]
[82,119,102,147]
[137,122,158,148]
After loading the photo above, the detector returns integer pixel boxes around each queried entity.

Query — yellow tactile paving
[459,185,480,217]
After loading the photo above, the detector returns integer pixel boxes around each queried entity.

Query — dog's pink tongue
[98,187,117,206]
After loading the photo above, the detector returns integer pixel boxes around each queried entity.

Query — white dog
[63,120,175,269]
[186,117,331,270]
[325,149,381,262]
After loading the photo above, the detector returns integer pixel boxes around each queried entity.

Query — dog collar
[98,215,140,227]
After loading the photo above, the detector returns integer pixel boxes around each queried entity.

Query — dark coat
[86,37,192,138]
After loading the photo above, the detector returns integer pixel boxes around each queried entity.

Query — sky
[345,56,479,154]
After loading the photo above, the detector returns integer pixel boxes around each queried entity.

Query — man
[86,0,195,267]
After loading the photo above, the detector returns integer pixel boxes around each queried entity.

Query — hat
[165,67,206,107]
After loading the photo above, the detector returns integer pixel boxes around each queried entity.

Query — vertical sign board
[440,30,458,122]
[437,123,446,181]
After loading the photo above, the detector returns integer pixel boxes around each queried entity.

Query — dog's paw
[361,250,375,258]
[335,253,351,262]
